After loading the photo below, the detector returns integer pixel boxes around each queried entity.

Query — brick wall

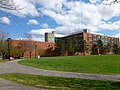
[10,40,55,58]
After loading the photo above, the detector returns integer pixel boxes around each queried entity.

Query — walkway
[0,59,120,89]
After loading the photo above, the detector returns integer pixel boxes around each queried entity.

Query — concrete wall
[45,31,55,43]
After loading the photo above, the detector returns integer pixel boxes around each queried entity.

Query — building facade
[55,29,119,55]
[10,40,55,58]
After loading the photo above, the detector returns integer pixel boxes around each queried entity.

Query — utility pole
[7,38,11,61]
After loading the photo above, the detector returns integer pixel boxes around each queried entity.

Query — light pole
[7,38,11,61]
[35,45,37,58]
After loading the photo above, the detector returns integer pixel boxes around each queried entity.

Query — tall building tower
[45,31,55,43]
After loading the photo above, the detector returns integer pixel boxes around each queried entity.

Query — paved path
[0,59,120,89]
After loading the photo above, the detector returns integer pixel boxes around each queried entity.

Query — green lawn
[0,59,7,63]
[0,73,119,90]
[19,55,120,74]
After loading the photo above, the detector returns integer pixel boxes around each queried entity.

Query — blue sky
[0,0,120,41]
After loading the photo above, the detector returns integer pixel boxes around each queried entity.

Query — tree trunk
[29,52,31,58]
[2,53,6,59]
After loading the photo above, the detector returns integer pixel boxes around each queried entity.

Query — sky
[0,0,120,41]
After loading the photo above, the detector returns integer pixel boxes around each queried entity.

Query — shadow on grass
[111,82,120,87]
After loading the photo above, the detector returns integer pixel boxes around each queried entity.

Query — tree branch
[102,0,120,5]
[0,0,26,10]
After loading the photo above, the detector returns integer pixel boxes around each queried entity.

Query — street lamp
[7,38,11,61]
[35,45,37,58]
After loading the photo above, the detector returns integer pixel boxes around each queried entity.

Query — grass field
[0,59,7,63]
[0,73,119,90]
[19,55,120,74]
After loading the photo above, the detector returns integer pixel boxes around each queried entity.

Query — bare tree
[18,33,35,58]
[0,0,17,10]
[0,30,8,40]
[0,0,26,11]
[24,33,33,40]
[103,0,120,5]
[24,33,35,58]
[91,0,120,5]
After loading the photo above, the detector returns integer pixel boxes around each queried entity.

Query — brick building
[8,30,119,58]
[55,29,119,55]
[10,40,55,58]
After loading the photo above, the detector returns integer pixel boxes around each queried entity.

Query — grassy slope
[19,55,120,74]
[0,73,119,90]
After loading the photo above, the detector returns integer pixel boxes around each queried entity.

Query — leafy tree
[0,30,8,59]
[37,48,45,57]
[112,43,119,54]
[10,46,23,58]
[0,41,8,59]
[55,39,65,55]
[64,37,77,55]
[103,43,112,54]
[91,45,98,55]
[97,39,104,54]
[55,37,77,56]
[45,47,54,57]
[78,40,89,55]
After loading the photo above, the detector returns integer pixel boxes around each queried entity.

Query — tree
[54,39,65,55]
[103,0,120,5]
[112,43,119,54]
[0,41,8,59]
[37,48,45,57]
[78,40,89,55]
[103,43,112,54]
[97,39,104,54]
[0,30,8,59]
[55,37,77,56]
[64,37,77,55]
[92,0,120,5]
[17,41,28,57]
[10,46,23,58]
[18,41,35,58]
[26,41,35,58]
[0,0,24,10]
[18,33,35,58]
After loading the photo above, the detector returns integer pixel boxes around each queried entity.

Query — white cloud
[0,17,10,25]
[1,0,120,40]
[27,19,39,25]
[28,29,53,41]
[39,1,120,35]
[27,0,120,41]
[32,0,65,11]
[89,0,97,4]
[89,0,104,4]
[2,0,65,17]
[28,28,66,41]
[41,23,49,29]
[115,33,120,39]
